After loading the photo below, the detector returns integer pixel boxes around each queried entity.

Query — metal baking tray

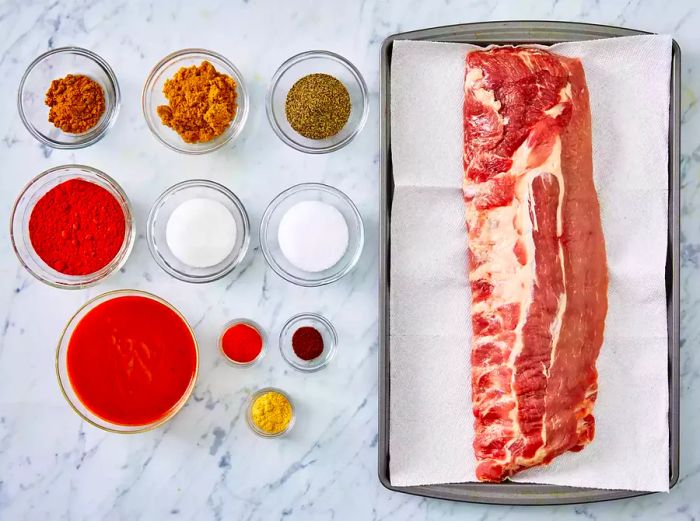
[378,21,680,505]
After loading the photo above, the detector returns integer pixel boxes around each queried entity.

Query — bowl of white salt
[147,179,250,283]
[260,183,364,287]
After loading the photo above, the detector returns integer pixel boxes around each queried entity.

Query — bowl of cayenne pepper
[10,164,135,289]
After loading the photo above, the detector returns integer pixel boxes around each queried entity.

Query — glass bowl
[142,48,249,154]
[246,387,295,438]
[266,50,368,154]
[219,319,266,367]
[260,183,364,286]
[10,164,135,289]
[56,289,199,433]
[279,313,338,372]
[18,47,120,149]
[147,179,250,283]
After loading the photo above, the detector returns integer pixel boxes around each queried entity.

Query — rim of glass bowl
[56,289,199,434]
[219,318,267,367]
[279,312,338,373]
[260,183,365,287]
[146,179,251,283]
[245,387,296,438]
[265,50,369,154]
[17,47,121,149]
[142,48,249,154]
[9,164,135,289]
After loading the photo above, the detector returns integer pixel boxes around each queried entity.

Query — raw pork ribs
[463,47,608,482]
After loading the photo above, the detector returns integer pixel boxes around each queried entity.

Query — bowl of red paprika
[279,312,338,372]
[219,319,266,367]
[10,164,135,289]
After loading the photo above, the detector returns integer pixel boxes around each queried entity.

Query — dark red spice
[28,179,126,276]
[221,323,263,364]
[292,327,324,361]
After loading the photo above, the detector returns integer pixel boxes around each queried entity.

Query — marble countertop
[0,1,697,520]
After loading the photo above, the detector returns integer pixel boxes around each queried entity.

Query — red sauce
[67,295,197,426]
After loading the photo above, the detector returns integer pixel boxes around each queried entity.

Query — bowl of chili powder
[10,164,135,289]
[279,312,338,372]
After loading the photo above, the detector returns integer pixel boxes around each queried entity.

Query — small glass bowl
[56,289,199,434]
[142,48,249,154]
[18,47,120,149]
[266,50,368,154]
[219,319,266,367]
[279,313,338,372]
[147,179,250,283]
[10,164,135,289]
[260,183,364,287]
[246,387,295,438]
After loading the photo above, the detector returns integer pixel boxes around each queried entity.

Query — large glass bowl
[266,50,368,154]
[10,164,135,289]
[56,290,199,434]
[18,47,120,149]
[260,183,364,286]
[142,48,249,154]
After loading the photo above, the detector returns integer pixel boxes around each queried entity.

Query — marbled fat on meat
[463,47,608,482]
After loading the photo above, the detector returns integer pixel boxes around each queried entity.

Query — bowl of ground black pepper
[142,49,249,154]
[266,50,368,154]
[279,313,338,372]
[18,47,120,149]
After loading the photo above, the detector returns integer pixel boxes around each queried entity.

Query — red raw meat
[463,47,608,482]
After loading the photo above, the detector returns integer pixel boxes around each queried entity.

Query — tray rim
[378,20,681,505]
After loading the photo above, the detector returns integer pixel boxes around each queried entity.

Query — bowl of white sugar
[260,183,364,287]
[147,180,250,283]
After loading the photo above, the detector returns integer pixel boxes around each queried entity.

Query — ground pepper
[45,74,106,134]
[292,326,324,361]
[285,73,351,139]
[251,390,293,435]
[157,61,238,144]
[28,179,125,275]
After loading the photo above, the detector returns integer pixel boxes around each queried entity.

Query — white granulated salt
[166,198,237,268]
[277,200,349,273]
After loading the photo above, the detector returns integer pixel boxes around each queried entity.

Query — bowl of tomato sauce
[56,289,198,433]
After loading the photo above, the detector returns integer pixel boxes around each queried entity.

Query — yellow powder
[251,391,292,434]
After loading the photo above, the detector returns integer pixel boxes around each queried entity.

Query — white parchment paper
[389,35,671,492]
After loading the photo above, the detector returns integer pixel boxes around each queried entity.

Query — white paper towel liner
[389,35,670,492]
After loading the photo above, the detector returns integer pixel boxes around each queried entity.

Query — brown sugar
[157,61,238,144]
[45,74,106,134]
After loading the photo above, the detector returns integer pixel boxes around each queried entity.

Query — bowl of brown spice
[142,49,249,154]
[18,47,120,149]
[267,50,368,154]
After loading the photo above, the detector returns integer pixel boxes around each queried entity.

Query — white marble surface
[0,0,697,519]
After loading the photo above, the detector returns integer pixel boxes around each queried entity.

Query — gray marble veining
[0,0,698,520]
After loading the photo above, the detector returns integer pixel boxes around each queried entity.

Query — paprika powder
[28,179,126,276]
[220,322,264,365]
[291,326,324,361]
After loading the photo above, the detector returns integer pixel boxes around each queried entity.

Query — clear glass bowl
[147,179,250,283]
[260,183,364,286]
[279,313,338,372]
[10,164,135,289]
[18,47,120,149]
[246,387,295,438]
[56,289,199,434]
[266,50,368,154]
[142,48,249,154]
[219,319,266,367]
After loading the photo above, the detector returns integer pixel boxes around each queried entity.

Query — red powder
[292,327,324,361]
[221,323,263,364]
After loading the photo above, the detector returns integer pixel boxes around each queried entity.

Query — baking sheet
[378,21,681,505]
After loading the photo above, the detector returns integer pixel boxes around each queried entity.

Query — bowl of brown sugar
[142,49,249,154]
[18,47,120,149]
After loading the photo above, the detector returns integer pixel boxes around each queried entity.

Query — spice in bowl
[166,198,237,268]
[220,321,264,366]
[249,389,294,436]
[29,179,125,275]
[157,61,238,144]
[285,73,351,139]
[45,74,106,134]
[292,326,324,361]
[277,200,349,273]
